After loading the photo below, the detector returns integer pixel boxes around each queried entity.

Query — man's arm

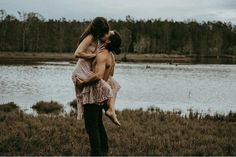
[110,61,115,76]
[74,35,96,59]
[76,51,107,87]
[110,53,116,77]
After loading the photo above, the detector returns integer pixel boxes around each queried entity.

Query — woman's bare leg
[105,92,121,126]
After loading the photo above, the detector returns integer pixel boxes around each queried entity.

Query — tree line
[0,10,236,56]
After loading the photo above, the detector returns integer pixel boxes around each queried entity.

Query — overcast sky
[0,0,236,24]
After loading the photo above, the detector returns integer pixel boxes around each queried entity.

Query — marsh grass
[0,101,235,156]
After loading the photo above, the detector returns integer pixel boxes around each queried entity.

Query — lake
[0,62,235,115]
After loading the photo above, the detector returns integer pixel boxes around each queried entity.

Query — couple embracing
[71,17,122,156]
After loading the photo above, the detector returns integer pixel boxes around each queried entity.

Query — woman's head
[105,30,122,55]
[78,17,110,45]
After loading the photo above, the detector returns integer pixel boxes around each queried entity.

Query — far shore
[0,51,235,64]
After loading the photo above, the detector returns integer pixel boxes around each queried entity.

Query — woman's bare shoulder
[83,34,94,43]
[77,34,94,51]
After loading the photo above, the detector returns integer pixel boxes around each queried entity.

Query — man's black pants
[83,103,109,156]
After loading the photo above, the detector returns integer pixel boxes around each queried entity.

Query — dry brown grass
[0,101,235,156]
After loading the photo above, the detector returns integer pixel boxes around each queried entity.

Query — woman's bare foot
[105,110,121,127]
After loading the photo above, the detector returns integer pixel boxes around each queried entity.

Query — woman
[72,17,112,119]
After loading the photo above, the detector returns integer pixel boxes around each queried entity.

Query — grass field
[0,101,235,156]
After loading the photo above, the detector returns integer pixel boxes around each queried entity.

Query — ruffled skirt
[73,77,121,120]
[77,79,113,105]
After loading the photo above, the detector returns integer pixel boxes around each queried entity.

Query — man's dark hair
[106,30,122,54]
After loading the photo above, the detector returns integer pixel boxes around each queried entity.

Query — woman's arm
[74,34,96,59]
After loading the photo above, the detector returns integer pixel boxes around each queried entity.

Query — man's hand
[75,76,85,88]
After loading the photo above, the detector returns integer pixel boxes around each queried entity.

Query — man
[76,49,115,156]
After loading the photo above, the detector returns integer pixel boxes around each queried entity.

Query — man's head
[105,30,122,55]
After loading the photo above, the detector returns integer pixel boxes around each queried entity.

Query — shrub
[31,100,64,115]
[0,102,19,112]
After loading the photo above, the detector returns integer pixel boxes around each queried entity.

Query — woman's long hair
[77,17,110,46]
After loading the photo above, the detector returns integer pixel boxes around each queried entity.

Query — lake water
[0,62,235,114]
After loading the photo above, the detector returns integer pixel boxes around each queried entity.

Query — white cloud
[0,0,235,24]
